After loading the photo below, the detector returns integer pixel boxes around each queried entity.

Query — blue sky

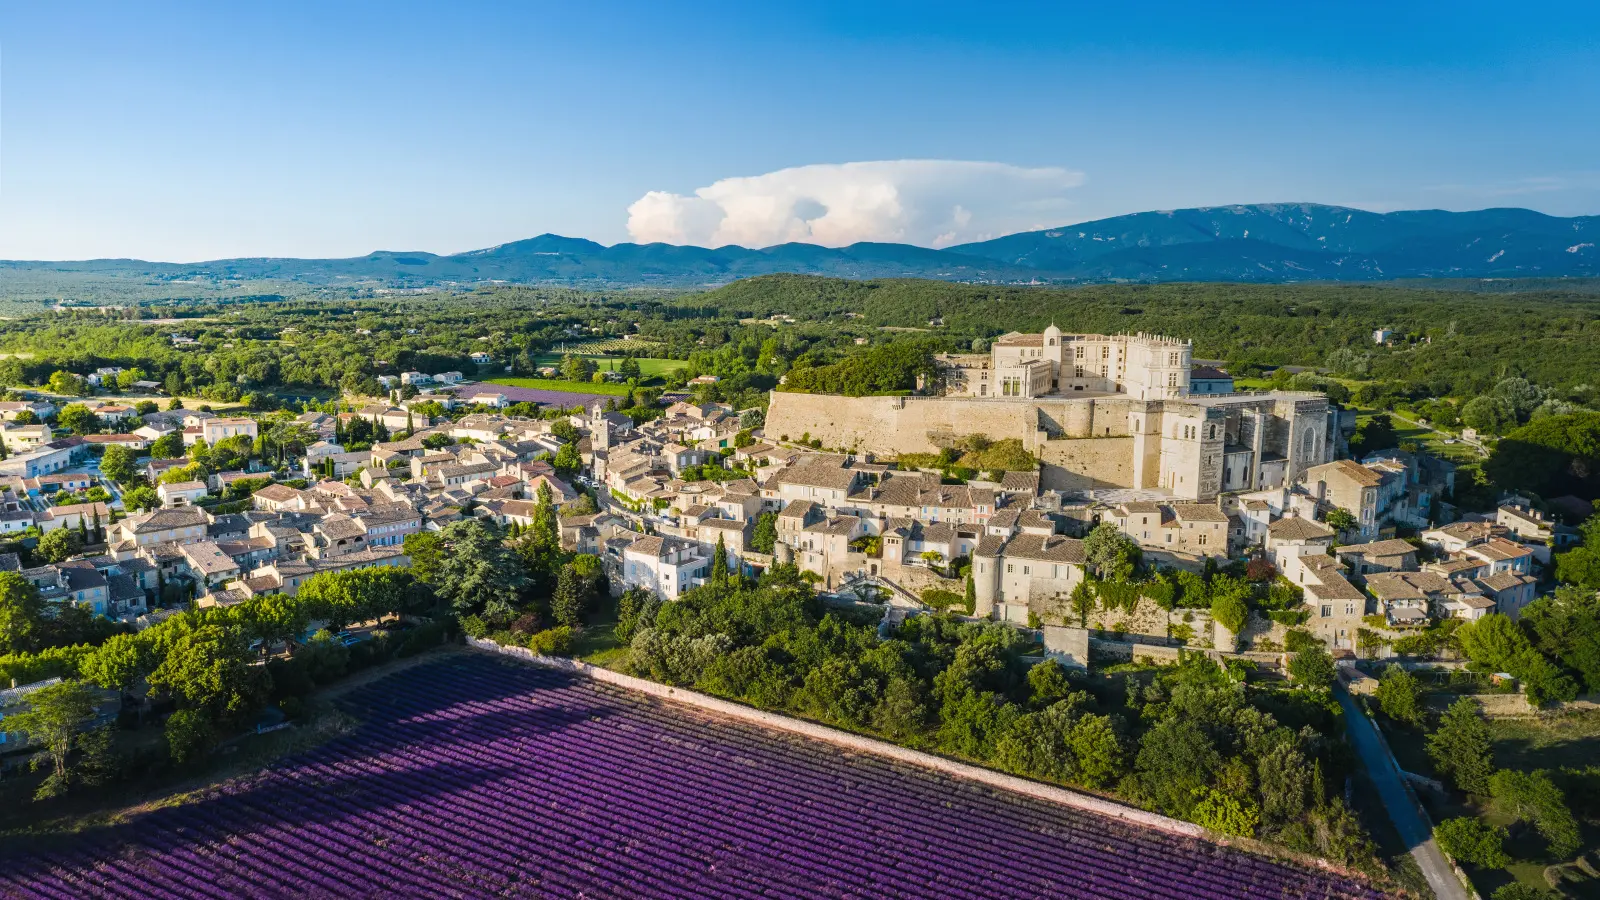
[2,1,1597,260]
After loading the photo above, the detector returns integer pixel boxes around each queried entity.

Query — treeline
[681,275,1600,397]
[0,566,447,799]
[616,566,1383,873]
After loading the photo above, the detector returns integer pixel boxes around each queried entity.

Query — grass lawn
[533,353,685,377]
[1488,709,1600,772]
[485,376,632,397]
[570,594,628,669]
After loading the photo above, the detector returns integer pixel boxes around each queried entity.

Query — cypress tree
[711,534,729,586]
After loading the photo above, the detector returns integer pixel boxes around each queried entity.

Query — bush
[526,626,575,656]
[458,614,488,639]
[396,619,453,658]
[1288,644,1336,688]
[1434,817,1511,869]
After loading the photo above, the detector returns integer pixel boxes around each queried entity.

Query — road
[1335,683,1472,900]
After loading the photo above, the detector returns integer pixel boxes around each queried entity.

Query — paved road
[1336,684,1472,900]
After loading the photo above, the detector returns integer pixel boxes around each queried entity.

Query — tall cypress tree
[711,534,729,587]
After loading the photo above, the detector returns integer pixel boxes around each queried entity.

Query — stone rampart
[1038,437,1136,492]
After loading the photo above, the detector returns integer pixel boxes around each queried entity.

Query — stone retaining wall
[466,637,1205,840]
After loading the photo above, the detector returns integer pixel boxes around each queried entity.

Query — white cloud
[625,160,1085,248]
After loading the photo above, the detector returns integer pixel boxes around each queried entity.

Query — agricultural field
[482,376,630,398]
[533,353,685,378]
[543,337,667,355]
[1,654,1384,900]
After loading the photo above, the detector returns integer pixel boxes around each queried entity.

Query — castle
[765,328,1334,502]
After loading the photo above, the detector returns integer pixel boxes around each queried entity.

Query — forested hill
[4,204,1595,293]
[680,274,1600,393]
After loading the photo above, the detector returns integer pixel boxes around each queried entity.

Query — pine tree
[91,508,102,543]
[551,564,585,628]
[78,517,89,546]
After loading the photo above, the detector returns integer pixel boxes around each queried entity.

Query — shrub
[1434,817,1511,869]
[458,614,488,639]
[526,626,575,656]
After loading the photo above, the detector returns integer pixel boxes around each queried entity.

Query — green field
[535,353,684,377]
[485,376,632,397]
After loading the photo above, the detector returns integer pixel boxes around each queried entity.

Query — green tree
[98,444,140,485]
[1190,786,1260,837]
[1457,613,1578,706]
[48,370,90,396]
[164,707,217,763]
[57,403,101,435]
[710,535,729,587]
[1375,664,1426,727]
[1209,579,1251,638]
[1428,697,1495,795]
[79,632,152,696]
[427,519,527,621]
[37,528,84,563]
[123,484,161,511]
[0,571,44,654]
[1433,817,1511,869]
[1489,769,1581,859]
[1082,524,1140,581]
[1288,643,1335,687]
[1323,508,1357,534]
[749,512,777,554]
[146,623,265,719]
[552,442,581,476]
[5,679,98,799]
[149,431,185,459]
[1461,395,1518,435]
[1068,580,1095,627]
[550,561,595,628]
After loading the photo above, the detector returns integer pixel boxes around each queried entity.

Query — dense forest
[684,276,1600,398]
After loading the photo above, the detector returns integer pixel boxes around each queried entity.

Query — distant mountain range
[6,204,1597,289]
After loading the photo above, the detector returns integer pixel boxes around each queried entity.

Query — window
[1022,565,1030,575]
[1075,346,1084,359]
[1197,534,1207,546]
[1101,346,1109,359]
[1006,564,1013,573]
[1321,604,1332,617]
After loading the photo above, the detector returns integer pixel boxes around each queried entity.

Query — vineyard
[545,338,667,355]
[0,654,1387,899]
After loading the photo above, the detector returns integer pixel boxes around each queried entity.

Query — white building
[620,534,714,601]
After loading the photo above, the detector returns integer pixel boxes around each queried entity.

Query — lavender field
[2,655,1387,899]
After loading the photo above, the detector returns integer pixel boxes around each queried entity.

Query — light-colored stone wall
[1037,437,1136,492]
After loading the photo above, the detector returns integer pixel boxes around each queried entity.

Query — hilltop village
[0,327,1546,666]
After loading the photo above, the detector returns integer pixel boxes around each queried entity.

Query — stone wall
[465,637,1208,840]
[1038,437,1136,492]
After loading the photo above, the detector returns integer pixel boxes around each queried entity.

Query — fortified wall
[765,391,1132,455]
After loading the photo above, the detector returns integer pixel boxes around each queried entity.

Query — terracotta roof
[1337,539,1418,558]
[1267,516,1335,541]
[1002,533,1087,565]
